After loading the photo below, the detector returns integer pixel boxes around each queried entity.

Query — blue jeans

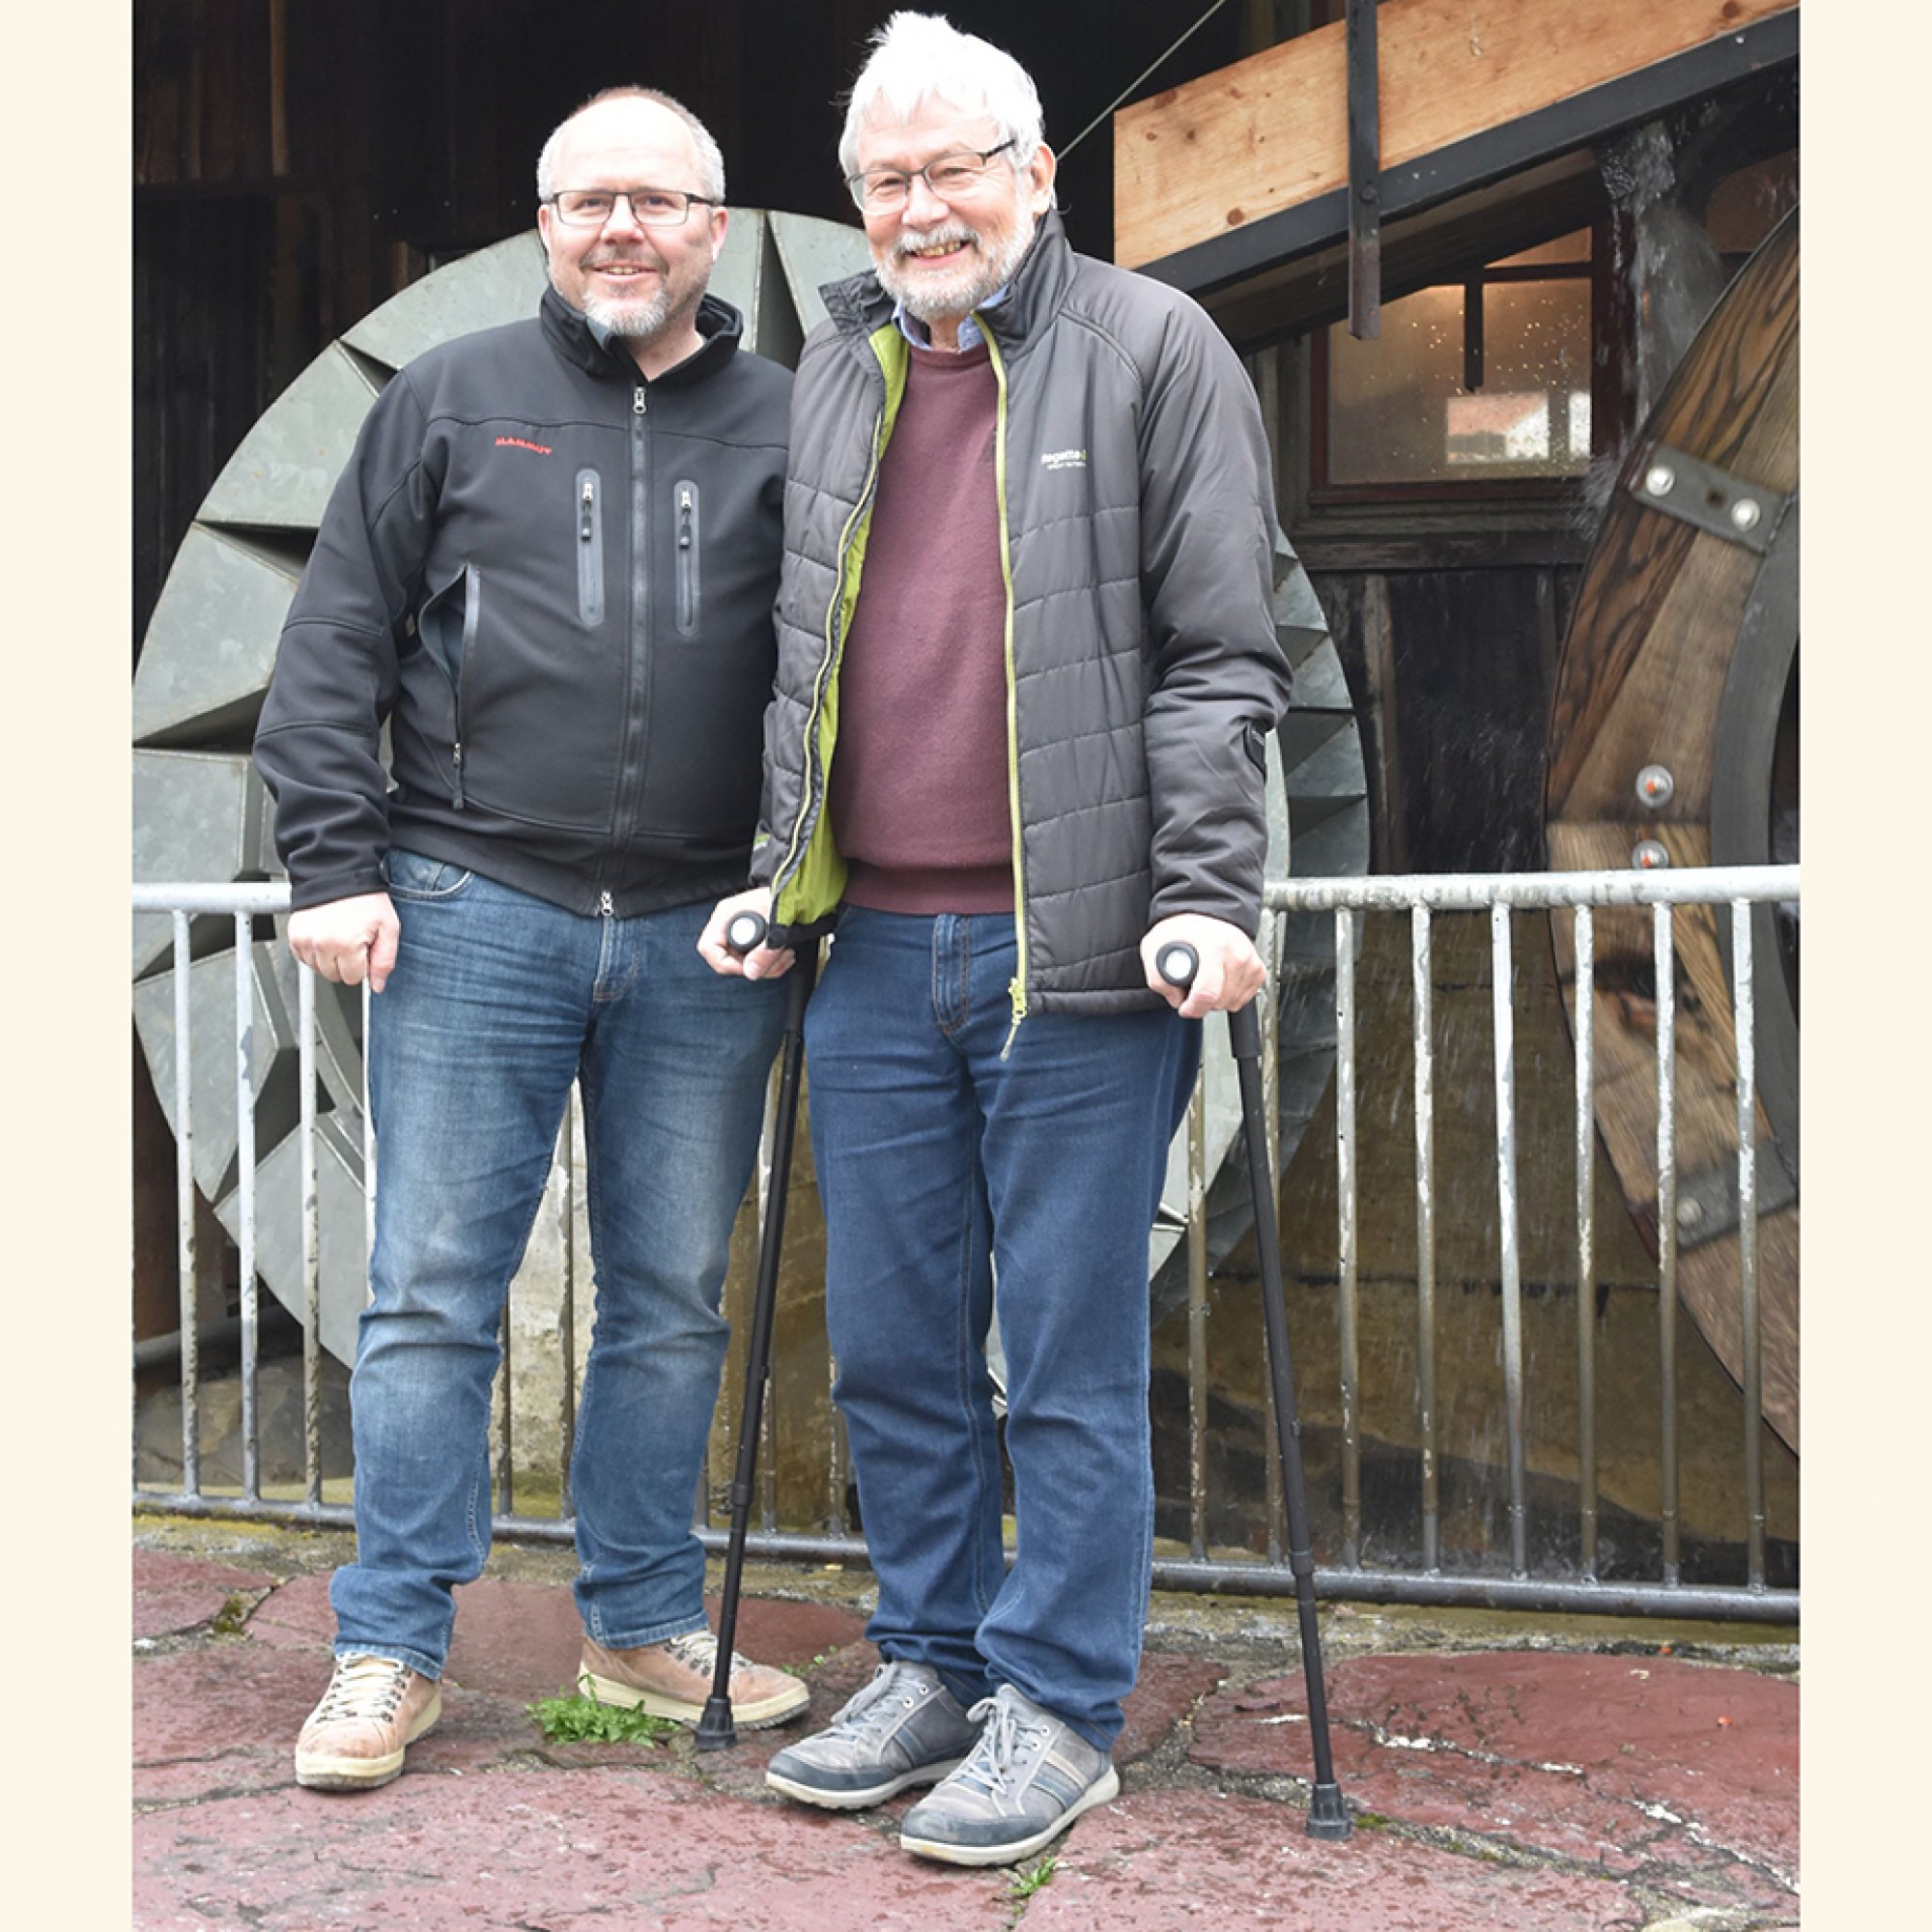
[804,907,1199,1748]
[330,850,786,1678]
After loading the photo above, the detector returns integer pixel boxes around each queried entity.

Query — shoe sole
[898,1766,1121,1866]
[765,1753,970,1811]
[578,1667,810,1731]
[294,1692,442,1792]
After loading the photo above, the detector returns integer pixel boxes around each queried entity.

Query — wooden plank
[1546,820,1797,1450]
[1546,217,1797,811]
[1115,0,1798,270]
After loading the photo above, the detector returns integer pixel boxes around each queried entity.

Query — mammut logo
[496,436,554,456]
[1040,448,1088,471]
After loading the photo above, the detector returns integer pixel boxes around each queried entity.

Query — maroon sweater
[827,339,1013,914]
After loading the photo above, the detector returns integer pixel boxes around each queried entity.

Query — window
[1313,227,1600,495]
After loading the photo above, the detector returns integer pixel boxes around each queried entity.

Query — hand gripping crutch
[1157,941,1351,1839]
[695,911,819,1751]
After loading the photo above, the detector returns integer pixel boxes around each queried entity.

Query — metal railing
[133,865,1800,1623]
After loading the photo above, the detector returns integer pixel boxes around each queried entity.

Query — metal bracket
[1630,444,1789,554]
[1347,0,1380,339]
[1666,1141,1798,1252]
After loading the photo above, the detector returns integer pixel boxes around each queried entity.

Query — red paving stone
[132,1548,275,1640]
[132,1543,1802,1930]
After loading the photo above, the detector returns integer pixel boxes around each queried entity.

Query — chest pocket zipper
[674,480,700,637]
[577,469,606,626]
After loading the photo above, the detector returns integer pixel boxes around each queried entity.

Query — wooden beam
[1115,0,1799,271]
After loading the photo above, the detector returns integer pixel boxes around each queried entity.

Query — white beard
[876,213,1034,327]
[581,282,674,340]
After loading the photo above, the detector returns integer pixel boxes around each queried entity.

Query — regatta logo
[496,436,554,455]
[1039,447,1088,471]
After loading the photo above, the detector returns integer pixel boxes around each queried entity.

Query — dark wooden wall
[132,0,1253,666]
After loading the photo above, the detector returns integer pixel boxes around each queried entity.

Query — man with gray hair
[701,13,1294,1866]
[256,86,807,1793]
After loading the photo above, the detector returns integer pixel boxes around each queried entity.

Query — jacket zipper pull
[580,478,595,541]
[600,890,615,918]
[450,741,466,809]
[634,386,647,416]
[678,486,693,549]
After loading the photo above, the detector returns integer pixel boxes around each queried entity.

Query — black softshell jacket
[254,288,790,918]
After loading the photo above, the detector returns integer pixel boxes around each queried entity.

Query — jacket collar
[820,208,1073,356]
[539,284,747,386]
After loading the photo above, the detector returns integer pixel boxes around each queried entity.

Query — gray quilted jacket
[754,212,1293,1018]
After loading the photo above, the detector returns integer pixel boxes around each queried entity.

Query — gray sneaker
[898,1684,1119,1866]
[765,1660,982,1810]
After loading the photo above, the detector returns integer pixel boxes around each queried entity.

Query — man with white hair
[256,87,808,1793]
[701,14,1296,1866]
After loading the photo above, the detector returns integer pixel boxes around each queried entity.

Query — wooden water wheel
[1546,209,1798,1450]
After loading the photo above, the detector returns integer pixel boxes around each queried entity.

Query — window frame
[1308,213,1626,506]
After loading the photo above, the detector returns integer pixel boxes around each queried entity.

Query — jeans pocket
[382,846,475,901]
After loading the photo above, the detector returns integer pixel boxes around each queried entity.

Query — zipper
[600,890,614,918]
[449,566,482,810]
[980,324,1028,1054]
[774,364,892,911]
[674,481,700,636]
[576,470,605,625]
[609,385,652,838]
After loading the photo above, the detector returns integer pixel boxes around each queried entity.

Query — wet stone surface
[131,1521,1800,1931]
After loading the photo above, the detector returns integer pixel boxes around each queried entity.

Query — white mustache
[894,223,978,258]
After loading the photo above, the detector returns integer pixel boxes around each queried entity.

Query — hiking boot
[898,1683,1119,1866]
[294,1654,441,1792]
[578,1631,809,1730]
[765,1659,983,1810]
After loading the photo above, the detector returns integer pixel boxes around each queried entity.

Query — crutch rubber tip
[693,1696,738,1752]
[1304,1781,1352,1840]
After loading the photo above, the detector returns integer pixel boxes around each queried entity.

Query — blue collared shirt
[894,286,1009,353]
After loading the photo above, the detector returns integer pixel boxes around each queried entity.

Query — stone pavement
[132,1519,1799,1930]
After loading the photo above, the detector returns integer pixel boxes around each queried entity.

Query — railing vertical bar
[1335,907,1361,1569]
[1492,902,1527,1578]
[1410,904,1438,1572]
[555,1102,577,1521]
[497,1302,515,1519]
[234,913,261,1502]
[172,912,201,1497]
[1732,899,1766,1590]
[828,1385,849,1540]
[1654,900,1681,1585]
[1186,1069,1209,1561]
[298,962,322,1506]
[1574,905,1599,1579]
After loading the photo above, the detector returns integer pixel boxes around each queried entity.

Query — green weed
[526,1690,678,1747]
[1007,1855,1058,1901]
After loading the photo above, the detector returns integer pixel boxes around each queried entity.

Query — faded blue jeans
[803,907,1199,1749]
[329,850,785,1679]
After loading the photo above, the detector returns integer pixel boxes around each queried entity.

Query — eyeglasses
[546,187,715,229]
[845,140,1017,213]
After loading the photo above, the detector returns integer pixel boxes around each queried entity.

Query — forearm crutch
[1157,940,1351,1839]
[696,912,819,1751]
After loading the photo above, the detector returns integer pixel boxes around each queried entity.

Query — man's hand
[696,887,795,981]
[287,893,401,994]
[1141,913,1264,1019]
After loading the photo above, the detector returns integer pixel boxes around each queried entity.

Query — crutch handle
[1154,941,1199,990]
[724,909,769,955]
[1155,940,1263,1055]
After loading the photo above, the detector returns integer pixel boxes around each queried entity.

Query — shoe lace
[314,1655,412,1722]
[824,1662,929,1740]
[957,1690,1046,1796]
[664,1630,752,1678]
